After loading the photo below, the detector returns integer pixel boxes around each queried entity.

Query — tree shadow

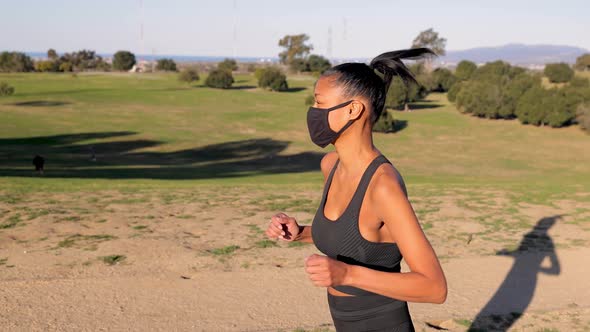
[0,132,323,179]
[9,100,71,107]
[284,87,307,93]
[15,89,114,97]
[226,85,257,90]
[468,216,562,332]
[393,119,408,132]
[406,102,443,110]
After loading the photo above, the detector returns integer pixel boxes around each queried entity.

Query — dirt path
[2,247,589,331]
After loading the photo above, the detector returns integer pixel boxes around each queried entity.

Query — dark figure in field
[32,155,45,175]
[469,216,561,331]
[265,48,447,331]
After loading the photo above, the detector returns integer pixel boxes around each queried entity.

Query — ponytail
[322,47,436,124]
[369,47,436,93]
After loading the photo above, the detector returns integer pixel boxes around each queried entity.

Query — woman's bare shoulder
[371,161,409,198]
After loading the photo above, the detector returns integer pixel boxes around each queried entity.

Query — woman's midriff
[328,286,355,296]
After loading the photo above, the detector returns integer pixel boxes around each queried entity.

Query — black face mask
[306,100,355,148]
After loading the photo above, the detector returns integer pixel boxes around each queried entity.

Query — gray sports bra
[311,154,406,296]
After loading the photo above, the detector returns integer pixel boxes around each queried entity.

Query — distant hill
[438,43,588,66]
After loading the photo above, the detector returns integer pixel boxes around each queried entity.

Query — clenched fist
[265,212,301,241]
[304,254,350,287]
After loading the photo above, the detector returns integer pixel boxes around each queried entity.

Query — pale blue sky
[1,0,588,58]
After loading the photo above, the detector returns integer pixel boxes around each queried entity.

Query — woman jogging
[265,48,447,331]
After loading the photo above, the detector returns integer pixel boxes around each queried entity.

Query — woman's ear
[348,100,366,120]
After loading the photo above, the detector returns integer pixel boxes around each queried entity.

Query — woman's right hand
[266,212,300,241]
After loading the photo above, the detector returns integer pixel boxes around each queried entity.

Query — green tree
[257,67,288,91]
[575,54,590,71]
[112,50,136,71]
[278,34,313,65]
[156,58,177,72]
[178,68,200,84]
[447,82,462,103]
[35,60,59,72]
[205,69,234,89]
[59,62,73,72]
[411,28,446,56]
[385,77,427,110]
[372,110,396,133]
[59,49,105,71]
[0,52,34,72]
[498,73,541,118]
[218,58,238,72]
[576,102,590,132]
[544,63,574,83]
[307,55,331,74]
[455,60,477,81]
[431,68,456,92]
[0,81,15,96]
[47,48,58,60]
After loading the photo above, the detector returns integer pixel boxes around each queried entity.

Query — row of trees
[446,60,590,129]
[0,50,137,72]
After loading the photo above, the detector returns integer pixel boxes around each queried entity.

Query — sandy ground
[1,188,589,331]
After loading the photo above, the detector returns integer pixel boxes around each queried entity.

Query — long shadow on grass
[0,132,323,179]
[468,215,562,332]
[9,100,71,107]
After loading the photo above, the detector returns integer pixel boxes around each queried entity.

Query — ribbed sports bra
[311,154,406,296]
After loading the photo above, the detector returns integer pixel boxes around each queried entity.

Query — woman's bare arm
[342,167,447,304]
[292,152,339,244]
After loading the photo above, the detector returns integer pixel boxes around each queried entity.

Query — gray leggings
[327,290,415,332]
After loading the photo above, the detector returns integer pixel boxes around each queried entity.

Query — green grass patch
[0,213,23,229]
[100,254,126,265]
[208,245,240,255]
[57,233,117,248]
[254,239,278,248]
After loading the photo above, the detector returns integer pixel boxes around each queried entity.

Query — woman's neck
[333,122,380,175]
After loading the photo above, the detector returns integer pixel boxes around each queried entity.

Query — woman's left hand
[304,254,350,287]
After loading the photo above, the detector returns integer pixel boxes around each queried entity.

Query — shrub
[156,58,177,72]
[372,110,395,133]
[431,68,456,92]
[497,73,542,118]
[515,86,572,127]
[59,62,73,72]
[289,58,308,72]
[205,69,234,89]
[178,68,200,84]
[544,63,574,83]
[254,67,266,81]
[455,81,502,117]
[96,61,111,72]
[257,67,288,91]
[576,102,590,132]
[35,60,59,72]
[447,82,462,103]
[0,81,15,96]
[288,55,331,74]
[246,63,257,73]
[58,49,105,71]
[385,76,428,110]
[307,55,331,74]
[575,54,590,71]
[454,60,477,81]
[385,77,408,110]
[218,58,238,72]
[0,51,34,72]
[112,50,136,71]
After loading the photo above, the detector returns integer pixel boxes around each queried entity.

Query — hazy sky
[1,0,588,58]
